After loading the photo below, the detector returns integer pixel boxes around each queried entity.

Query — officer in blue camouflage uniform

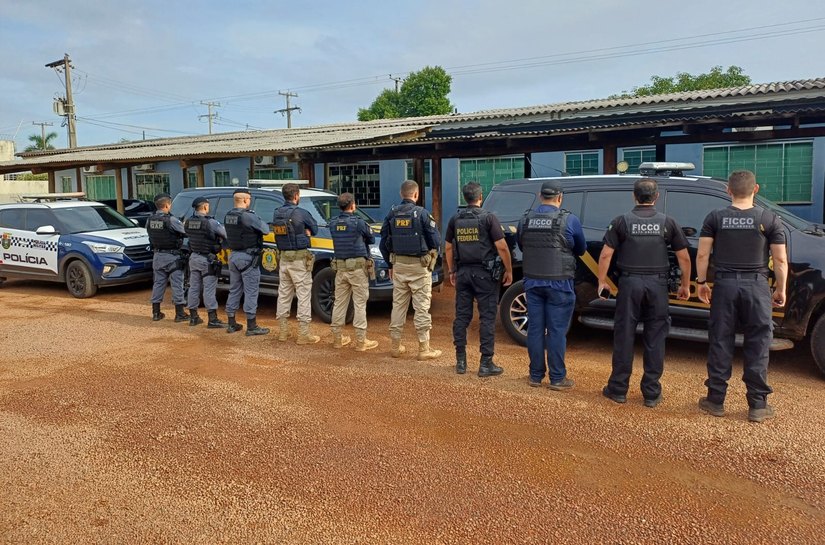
[184,196,227,328]
[328,192,378,351]
[224,188,271,336]
[147,192,187,322]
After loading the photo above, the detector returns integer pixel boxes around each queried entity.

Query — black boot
[478,355,503,377]
[152,302,165,321]
[455,352,467,375]
[245,316,270,336]
[226,314,243,333]
[207,309,226,329]
[174,304,188,323]
[189,308,203,326]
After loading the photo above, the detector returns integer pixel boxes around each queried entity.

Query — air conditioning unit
[254,156,275,166]
[133,163,155,171]
[82,165,100,174]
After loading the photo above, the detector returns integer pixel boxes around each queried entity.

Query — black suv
[171,185,444,322]
[483,164,825,376]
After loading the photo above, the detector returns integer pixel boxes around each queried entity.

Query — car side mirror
[682,226,697,237]
[130,218,139,225]
[35,225,57,235]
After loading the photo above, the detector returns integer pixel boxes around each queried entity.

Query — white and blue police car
[0,193,153,298]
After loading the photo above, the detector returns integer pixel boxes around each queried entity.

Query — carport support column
[299,160,315,187]
[197,164,205,188]
[431,156,442,227]
[603,145,617,175]
[47,171,55,193]
[413,158,425,206]
[126,166,134,199]
[524,152,532,178]
[114,168,125,214]
[656,144,666,162]
[75,167,82,192]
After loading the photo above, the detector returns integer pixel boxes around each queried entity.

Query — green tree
[614,65,752,98]
[25,131,58,151]
[358,65,454,121]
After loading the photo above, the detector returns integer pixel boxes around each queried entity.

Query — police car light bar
[638,162,696,177]
[247,179,310,188]
[20,192,87,202]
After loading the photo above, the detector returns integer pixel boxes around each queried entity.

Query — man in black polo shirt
[696,170,788,423]
[597,178,691,407]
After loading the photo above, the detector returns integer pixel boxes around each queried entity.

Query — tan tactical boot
[390,334,406,358]
[354,329,378,352]
[332,328,351,348]
[278,318,290,342]
[296,321,320,345]
[417,335,442,361]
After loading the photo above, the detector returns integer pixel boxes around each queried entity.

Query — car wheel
[811,313,825,377]
[65,260,98,298]
[311,266,354,324]
[500,280,528,346]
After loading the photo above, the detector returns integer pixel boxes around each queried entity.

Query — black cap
[233,188,251,195]
[540,180,563,197]
[192,197,208,208]
[153,192,171,203]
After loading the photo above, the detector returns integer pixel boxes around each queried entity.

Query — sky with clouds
[2,0,825,152]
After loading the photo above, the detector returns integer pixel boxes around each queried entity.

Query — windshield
[754,196,810,230]
[482,190,536,223]
[52,206,136,234]
[303,196,375,225]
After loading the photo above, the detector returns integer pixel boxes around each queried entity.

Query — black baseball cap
[192,197,209,208]
[540,180,563,197]
[153,192,171,203]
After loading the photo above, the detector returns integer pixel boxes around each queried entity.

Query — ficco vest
[146,212,182,251]
[521,209,576,280]
[224,209,262,251]
[272,204,310,250]
[712,206,771,272]
[389,202,428,256]
[616,212,669,274]
[184,214,221,255]
[453,207,494,265]
[330,214,368,259]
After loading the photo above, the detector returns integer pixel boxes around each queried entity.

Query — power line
[75,117,192,134]
[199,101,221,134]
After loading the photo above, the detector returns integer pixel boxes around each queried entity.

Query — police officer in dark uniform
[696,170,788,423]
[224,188,270,336]
[147,192,187,322]
[184,196,227,328]
[379,180,442,360]
[597,178,691,407]
[445,182,512,376]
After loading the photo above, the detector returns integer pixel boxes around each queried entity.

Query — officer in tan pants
[329,192,378,351]
[379,180,442,360]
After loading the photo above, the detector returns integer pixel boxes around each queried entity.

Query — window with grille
[249,168,294,180]
[458,156,524,203]
[60,176,73,193]
[703,142,813,203]
[328,163,381,206]
[186,171,198,188]
[214,170,231,187]
[135,173,171,201]
[85,175,116,200]
[565,151,599,176]
[405,160,432,188]
[622,148,656,174]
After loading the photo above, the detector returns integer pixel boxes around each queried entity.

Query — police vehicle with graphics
[170,182,444,323]
[0,193,153,297]
[482,163,825,376]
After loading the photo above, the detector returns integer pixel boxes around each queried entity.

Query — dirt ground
[0,279,823,544]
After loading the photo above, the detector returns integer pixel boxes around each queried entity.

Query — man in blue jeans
[517,180,586,390]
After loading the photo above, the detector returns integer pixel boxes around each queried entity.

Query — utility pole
[32,121,54,149]
[275,91,300,128]
[199,101,221,134]
[389,74,403,92]
[45,53,77,148]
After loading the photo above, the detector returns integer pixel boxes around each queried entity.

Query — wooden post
[603,145,617,175]
[126,166,134,199]
[47,171,56,193]
[249,156,255,181]
[656,144,667,162]
[197,164,205,188]
[413,158,425,206]
[524,152,533,178]
[182,167,188,190]
[75,167,82,192]
[431,156,442,227]
[299,160,314,186]
[114,168,125,214]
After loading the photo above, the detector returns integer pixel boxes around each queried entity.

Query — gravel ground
[0,279,823,544]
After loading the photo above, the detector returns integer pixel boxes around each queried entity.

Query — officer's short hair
[400,180,419,198]
[633,178,658,204]
[154,193,172,207]
[281,183,300,202]
[338,192,355,211]
[462,182,482,204]
[728,170,756,198]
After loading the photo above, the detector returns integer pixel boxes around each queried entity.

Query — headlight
[82,241,124,254]
[369,246,383,259]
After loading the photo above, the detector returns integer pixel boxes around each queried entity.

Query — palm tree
[25,131,58,151]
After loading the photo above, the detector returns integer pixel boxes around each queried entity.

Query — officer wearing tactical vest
[598,178,691,408]
[328,192,378,351]
[379,180,442,360]
[696,170,788,423]
[518,180,586,390]
[224,188,271,336]
[445,182,512,376]
[273,183,320,345]
[184,196,227,328]
[147,192,187,322]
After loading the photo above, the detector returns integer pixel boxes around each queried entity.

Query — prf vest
[330,214,368,259]
[272,204,310,250]
[185,215,221,255]
[224,209,262,251]
[453,208,494,265]
[712,206,772,273]
[389,202,428,257]
[520,209,576,280]
[616,212,669,274]
[147,212,182,251]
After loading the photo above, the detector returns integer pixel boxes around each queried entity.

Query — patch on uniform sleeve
[607,224,613,231]
[429,220,436,228]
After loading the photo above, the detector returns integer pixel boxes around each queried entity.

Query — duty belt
[333,257,366,271]
[621,271,667,278]
[279,249,310,261]
[715,272,765,280]
[394,254,424,265]
[154,249,181,254]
